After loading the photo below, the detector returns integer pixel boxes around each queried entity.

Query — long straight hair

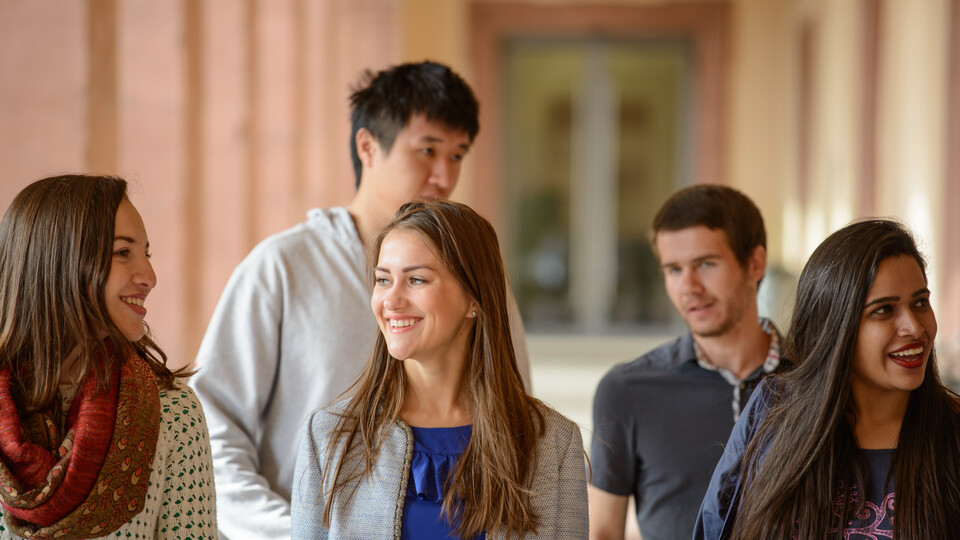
[321,200,545,538]
[733,219,960,538]
[0,175,181,414]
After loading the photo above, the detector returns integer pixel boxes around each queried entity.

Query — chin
[123,331,146,342]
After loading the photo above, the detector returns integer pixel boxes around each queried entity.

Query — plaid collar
[694,318,780,384]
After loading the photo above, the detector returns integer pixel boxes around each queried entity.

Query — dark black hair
[348,61,480,187]
[733,219,960,539]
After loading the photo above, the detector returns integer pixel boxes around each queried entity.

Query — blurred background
[1,0,958,462]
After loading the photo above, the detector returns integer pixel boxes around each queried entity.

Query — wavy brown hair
[732,219,960,538]
[0,175,184,414]
[321,200,545,538]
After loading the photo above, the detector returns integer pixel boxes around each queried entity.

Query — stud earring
[472,311,477,317]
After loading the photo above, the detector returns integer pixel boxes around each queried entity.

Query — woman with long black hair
[696,219,960,539]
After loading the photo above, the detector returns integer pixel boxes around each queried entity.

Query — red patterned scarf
[0,350,160,539]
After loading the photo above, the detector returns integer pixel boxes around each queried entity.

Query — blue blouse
[401,425,485,540]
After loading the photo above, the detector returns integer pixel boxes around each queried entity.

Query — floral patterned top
[0,380,218,539]
[832,449,894,538]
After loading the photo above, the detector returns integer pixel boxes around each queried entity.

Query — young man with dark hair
[589,184,780,540]
[191,61,530,539]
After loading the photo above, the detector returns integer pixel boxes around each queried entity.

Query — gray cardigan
[291,401,589,539]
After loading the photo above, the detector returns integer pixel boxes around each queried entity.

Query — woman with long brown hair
[291,200,588,538]
[695,219,960,539]
[0,175,217,538]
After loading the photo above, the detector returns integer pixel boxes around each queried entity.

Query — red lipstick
[888,341,925,369]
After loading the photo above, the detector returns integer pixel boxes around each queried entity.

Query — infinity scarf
[0,350,160,539]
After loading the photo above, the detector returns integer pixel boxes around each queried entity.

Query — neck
[693,313,770,380]
[347,185,393,244]
[59,347,84,386]
[848,385,910,449]
[400,355,471,427]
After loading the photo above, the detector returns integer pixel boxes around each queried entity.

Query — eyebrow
[114,236,150,249]
[864,287,931,308]
[374,264,433,273]
[660,254,720,269]
[418,135,470,151]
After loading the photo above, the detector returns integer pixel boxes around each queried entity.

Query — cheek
[104,264,122,294]
[924,311,938,340]
[853,325,882,365]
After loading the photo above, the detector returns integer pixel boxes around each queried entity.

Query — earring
[472,311,478,317]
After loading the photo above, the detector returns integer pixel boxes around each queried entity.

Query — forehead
[655,225,734,262]
[377,229,440,264]
[866,255,926,296]
[397,113,471,145]
[114,199,147,237]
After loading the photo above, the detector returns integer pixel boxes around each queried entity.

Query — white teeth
[389,319,417,328]
[122,297,144,307]
[891,347,923,357]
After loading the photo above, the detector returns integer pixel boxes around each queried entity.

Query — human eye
[451,153,464,163]
[869,304,893,316]
[699,260,715,269]
[914,296,932,309]
[409,276,426,285]
[113,247,130,258]
[420,147,435,157]
[663,266,681,276]
[374,275,391,287]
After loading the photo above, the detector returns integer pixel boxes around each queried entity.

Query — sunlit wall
[1,0,957,374]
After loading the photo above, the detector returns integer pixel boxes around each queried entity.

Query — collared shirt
[693,318,781,421]
[590,326,781,540]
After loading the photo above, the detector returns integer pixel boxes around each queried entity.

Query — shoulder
[595,334,692,393]
[159,379,204,416]
[158,380,209,432]
[238,207,359,269]
[535,403,582,446]
[742,377,780,431]
[304,399,353,437]
[300,399,399,452]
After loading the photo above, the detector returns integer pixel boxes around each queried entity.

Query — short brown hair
[651,184,766,267]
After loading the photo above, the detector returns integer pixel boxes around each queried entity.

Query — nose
[135,257,157,291]
[382,283,407,311]
[429,158,458,194]
[897,308,924,337]
[679,268,703,295]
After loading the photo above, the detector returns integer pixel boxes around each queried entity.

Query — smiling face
[851,255,937,398]
[358,113,471,212]
[371,229,477,365]
[656,226,765,338]
[104,198,156,342]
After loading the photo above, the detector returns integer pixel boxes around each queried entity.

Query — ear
[355,128,380,170]
[746,245,767,286]
[467,303,480,319]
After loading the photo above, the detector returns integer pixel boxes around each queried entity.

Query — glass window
[503,37,693,334]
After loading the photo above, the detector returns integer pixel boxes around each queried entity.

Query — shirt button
[739,382,746,390]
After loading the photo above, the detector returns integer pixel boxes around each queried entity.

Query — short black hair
[651,184,766,267]
[349,61,480,188]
